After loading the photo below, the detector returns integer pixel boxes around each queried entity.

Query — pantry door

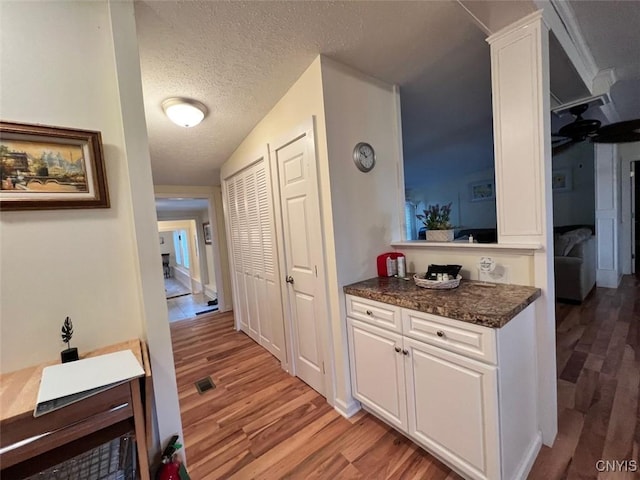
[272,127,327,396]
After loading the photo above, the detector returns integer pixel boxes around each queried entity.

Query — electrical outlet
[478,264,510,284]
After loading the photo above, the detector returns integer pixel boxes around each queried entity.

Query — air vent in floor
[195,377,215,394]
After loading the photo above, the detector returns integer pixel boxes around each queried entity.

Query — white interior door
[274,131,326,395]
[256,164,286,360]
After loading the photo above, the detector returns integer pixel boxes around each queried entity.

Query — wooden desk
[0,340,151,479]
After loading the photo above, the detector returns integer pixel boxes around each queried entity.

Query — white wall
[552,142,595,227]
[0,1,143,371]
[401,247,534,285]
[407,166,497,231]
[159,231,175,257]
[320,58,403,414]
[0,0,183,454]
[158,219,200,289]
[156,209,217,298]
[595,143,621,288]
[619,142,640,274]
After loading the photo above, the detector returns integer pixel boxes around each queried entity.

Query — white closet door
[226,177,248,331]
[256,164,285,360]
[235,174,253,337]
[243,166,261,340]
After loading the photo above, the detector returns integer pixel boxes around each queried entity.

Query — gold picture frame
[0,121,109,210]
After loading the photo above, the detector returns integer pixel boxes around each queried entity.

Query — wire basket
[413,273,462,290]
[25,433,136,480]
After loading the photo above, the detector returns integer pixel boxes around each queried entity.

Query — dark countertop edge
[343,284,542,329]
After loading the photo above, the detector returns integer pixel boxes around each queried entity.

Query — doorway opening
[633,161,639,276]
[156,198,219,321]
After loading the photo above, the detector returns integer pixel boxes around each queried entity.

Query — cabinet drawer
[402,309,497,364]
[346,295,401,333]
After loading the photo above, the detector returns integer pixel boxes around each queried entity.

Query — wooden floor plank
[172,276,640,480]
[530,276,640,480]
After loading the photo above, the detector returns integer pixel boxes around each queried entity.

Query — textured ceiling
[569,0,640,80]
[135,0,636,188]
[568,0,640,121]
[155,197,208,212]
[135,0,489,186]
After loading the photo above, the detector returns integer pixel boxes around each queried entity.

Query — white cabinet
[346,294,540,480]
[404,338,499,480]
[347,319,407,430]
[223,159,285,361]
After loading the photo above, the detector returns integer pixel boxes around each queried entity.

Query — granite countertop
[343,276,541,328]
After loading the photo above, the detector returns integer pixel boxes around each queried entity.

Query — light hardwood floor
[170,277,639,479]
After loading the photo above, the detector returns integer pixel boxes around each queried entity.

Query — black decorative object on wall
[60,316,79,363]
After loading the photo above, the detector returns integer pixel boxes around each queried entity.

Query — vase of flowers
[417,203,455,242]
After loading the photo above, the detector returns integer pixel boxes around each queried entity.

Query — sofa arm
[554,256,584,301]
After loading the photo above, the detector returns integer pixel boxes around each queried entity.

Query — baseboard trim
[597,269,621,289]
[204,286,217,299]
[334,397,361,419]
[512,431,542,480]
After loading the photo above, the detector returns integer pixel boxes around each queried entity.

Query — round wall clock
[353,142,376,172]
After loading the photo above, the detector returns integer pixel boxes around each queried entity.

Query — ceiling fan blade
[592,131,640,143]
[592,119,640,143]
[597,119,640,137]
[552,139,578,155]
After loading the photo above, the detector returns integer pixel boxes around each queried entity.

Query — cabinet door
[404,338,500,480]
[347,319,407,431]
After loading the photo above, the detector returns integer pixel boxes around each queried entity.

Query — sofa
[554,225,596,303]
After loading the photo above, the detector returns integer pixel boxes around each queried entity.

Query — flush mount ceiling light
[162,97,207,128]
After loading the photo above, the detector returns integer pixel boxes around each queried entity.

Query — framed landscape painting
[470,180,495,202]
[203,222,212,245]
[0,121,109,210]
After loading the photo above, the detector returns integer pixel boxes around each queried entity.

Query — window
[401,17,496,242]
[405,202,417,240]
[173,230,190,268]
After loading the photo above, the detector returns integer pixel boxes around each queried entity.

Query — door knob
[402,349,409,356]
[394,346,401,353]
[285,275,294,284]
[436,330,445,337]
[366,310,373,316]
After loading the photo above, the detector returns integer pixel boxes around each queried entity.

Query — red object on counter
[377,252,405,277]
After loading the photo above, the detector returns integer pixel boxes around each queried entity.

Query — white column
[109,0,184,458]
[487,11,557,445]
[595,143,622,287]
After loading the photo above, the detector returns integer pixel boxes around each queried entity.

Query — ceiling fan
[552,103,640,154]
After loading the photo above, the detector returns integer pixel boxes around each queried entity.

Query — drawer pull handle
[394,346,401,353]
[366,310,373,316]
[436,330,445,338]
[402,349,409,356]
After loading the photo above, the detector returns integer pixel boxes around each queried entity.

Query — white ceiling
[155,197,208,212]
[135,1,490,186]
